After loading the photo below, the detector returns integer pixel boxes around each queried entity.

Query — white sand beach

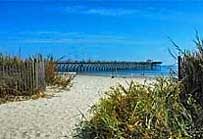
[0,75,153,139]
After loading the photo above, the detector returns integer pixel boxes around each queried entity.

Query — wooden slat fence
[0,59,46,96]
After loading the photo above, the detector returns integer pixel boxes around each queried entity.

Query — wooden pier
[57,60,162,73]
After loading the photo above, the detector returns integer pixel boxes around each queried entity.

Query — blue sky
[0,0,203,64]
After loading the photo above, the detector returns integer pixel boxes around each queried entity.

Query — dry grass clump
[74,77,192,139]
[0,54,74,104]
[51,75,74,89]
[177,33,203,138]
[44,56,75,89]
[0,54,22,65]
[0,88,46,105]
[0,54,47,104]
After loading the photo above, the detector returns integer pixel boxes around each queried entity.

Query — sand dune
[0,75,153,139]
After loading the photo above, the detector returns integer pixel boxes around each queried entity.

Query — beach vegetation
[0,54,46,103]
[43,55,75,89]
[0,54,74,104]
[174,32,203,138]
[74,77,192,139]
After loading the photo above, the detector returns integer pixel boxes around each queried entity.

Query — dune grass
[74,77,192,139]
[0,54,74,104]
[43,55,75,89]
[176,33,203,138]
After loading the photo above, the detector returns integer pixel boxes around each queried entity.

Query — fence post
[178,56,182,80]
[42,60,46,90]
[35,59,39,89]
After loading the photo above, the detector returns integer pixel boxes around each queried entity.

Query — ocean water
[78,65,178,77]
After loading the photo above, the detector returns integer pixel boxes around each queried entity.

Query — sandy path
[0,75,151,139]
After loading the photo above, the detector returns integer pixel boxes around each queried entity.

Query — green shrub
[74,77,192,139]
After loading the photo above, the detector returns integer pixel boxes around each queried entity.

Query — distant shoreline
[77,72,156,79]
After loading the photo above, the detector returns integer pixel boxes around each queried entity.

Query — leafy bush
[74,77,192,139]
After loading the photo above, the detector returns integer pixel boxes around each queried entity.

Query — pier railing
[57,61,162,73]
